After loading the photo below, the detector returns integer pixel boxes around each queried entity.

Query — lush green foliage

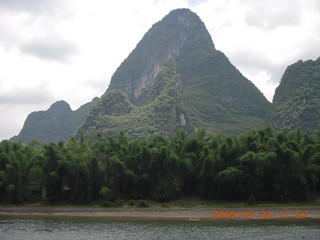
[1,127,320,204]
[271,58,320,133]
[177,46,270,134]
[78,57,187,139]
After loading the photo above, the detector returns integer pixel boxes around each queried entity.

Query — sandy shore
[1,206,320,221]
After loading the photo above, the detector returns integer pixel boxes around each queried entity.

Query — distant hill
[270,57,320,133]
[79,8,271,138]
[11,98,98,143]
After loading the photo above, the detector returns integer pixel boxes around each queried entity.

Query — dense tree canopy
[0,127,319,204]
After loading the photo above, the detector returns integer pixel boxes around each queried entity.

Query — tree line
[0,127,319,204]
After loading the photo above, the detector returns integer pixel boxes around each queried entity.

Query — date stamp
[211,210,309,220]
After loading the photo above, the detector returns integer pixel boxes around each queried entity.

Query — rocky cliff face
[11,98,98,143]
[270,57,320,133]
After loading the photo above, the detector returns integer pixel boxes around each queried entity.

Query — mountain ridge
[11,98,98,143]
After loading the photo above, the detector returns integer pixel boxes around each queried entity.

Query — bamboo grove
[0,127,320,204]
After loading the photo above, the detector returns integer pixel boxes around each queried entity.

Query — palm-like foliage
[0,126,319,203]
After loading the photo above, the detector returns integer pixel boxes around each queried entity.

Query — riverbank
[1,206,320,221]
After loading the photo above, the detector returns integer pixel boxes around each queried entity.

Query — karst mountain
[78,8,271,139]
[13,9,320,143]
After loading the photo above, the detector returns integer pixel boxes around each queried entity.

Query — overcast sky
[0,0,319,141]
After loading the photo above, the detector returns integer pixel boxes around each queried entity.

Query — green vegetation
[107,9,214,105]
[86,8,271,139]
[177,50,270,134]
[271,58,320,133]
[12,9,273,145]
[11,98,98,144]
[78,57,187,139]
[1,127,320,205]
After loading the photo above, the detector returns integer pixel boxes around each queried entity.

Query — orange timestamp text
[211,210,308,220]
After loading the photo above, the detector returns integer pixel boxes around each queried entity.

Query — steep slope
[11,98,98,143]
[81,8,270,137]
[78,57,187,138]
[177,44,269,133]
[107,8,214,106]
[270,57,320,133]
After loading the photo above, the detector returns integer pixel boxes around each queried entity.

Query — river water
[1,217,320,240]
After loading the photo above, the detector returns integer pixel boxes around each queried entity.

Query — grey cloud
[0,22,17,49]
[0,100,54,140]
[0,105,24,140]
[245,8,301,30]
[186,0,208,7]
[0,85,55,106]
[0,0,70,15]
[230,50,286,84]
[20,36,79,62]
[242,0,302,30]
[310,0,320,11]
[84,78,108,92]
[296,38,320,61]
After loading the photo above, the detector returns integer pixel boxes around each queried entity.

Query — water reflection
[1,218,320,240]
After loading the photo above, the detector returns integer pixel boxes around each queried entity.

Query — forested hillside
[271,58,320,133]
[1,127,319,204]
